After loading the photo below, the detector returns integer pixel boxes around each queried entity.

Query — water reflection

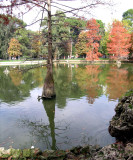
[74,64,133,103]
[106,66,133,100]
[0,64,133,105]
[19,98,70,150]
[0,64,133,150]
[42,99,56,150]
[9,69,22,86]
[54,64,84,108]
[0,66,46,103]
[75,65,102,104]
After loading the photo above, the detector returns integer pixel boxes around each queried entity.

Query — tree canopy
[8,38,22,58]
[86,18,102,60]
[75,31,89,57]
[107,20,131,60]
[122,9,133,25]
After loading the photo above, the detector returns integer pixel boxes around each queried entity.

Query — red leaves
[86,18,102,60]
[106,66,130,100]
[0,14,11,25]
[107,20,131,60]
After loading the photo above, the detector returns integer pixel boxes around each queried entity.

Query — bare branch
[52,2,104,16]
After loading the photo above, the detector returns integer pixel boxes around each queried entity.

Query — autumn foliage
[75,32,89,57]
[75,65,101,104]
[107,20,131,60]
[8,38,22,58]
[9,70,22,86]
[86,18,102,60]
[0,14,12,25]
[106,66,130,100]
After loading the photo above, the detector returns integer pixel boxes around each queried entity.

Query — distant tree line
[0,9,133,60]
[75,9,133,60]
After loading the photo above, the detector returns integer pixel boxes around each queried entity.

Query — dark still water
[0,63,133,150]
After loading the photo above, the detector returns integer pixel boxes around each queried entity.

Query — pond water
[0,63,133,151]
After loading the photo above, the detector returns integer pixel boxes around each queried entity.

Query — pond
[0,63,133,151]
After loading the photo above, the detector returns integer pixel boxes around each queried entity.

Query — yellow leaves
[75,32,89,55]
[9,70,22,86]
[8,38,22,57]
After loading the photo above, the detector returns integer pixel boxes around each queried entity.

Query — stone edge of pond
[0,143,133,159]
[0,60,133,66]
[54,60,133,64]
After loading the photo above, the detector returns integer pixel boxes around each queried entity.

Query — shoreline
[0,59,133,66]
[0,62,133,159]
[0,90,133,159]
[0,142,133,159]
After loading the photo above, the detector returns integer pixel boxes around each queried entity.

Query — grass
[0,60,22,62]
[59,58,110,60]
[99,58,109,60]
[129,104,133,109]
[119,89,133,101]
[0,59,46,62]
[124,90,133,97]
[58,58,85,60]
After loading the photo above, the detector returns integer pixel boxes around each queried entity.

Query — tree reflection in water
[1,64,133,106]
[106,66,133,100]
[1,64,133,150]
[43,99,56,150]
[75,65,102,104]
[20,99,70,150]
[75,64,133,103]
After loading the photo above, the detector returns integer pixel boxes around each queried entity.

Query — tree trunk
[70,39,72,58]
[47,0,52,65]
[42,0,56,99]
[42,64,55,98]
[54,46,58,60]
[9,56,11,60]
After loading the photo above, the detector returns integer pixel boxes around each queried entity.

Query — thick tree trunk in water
[42,64,55,98]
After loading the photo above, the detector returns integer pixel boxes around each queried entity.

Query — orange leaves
[106,66,130,100]
[86,19,101,43]
[86,18,102,60]
[107,20,131,60]
[75,18,102,59]
[8,38,22,57]
[75,65,101,104]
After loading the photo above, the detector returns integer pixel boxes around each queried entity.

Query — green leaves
[122,9,133,23]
